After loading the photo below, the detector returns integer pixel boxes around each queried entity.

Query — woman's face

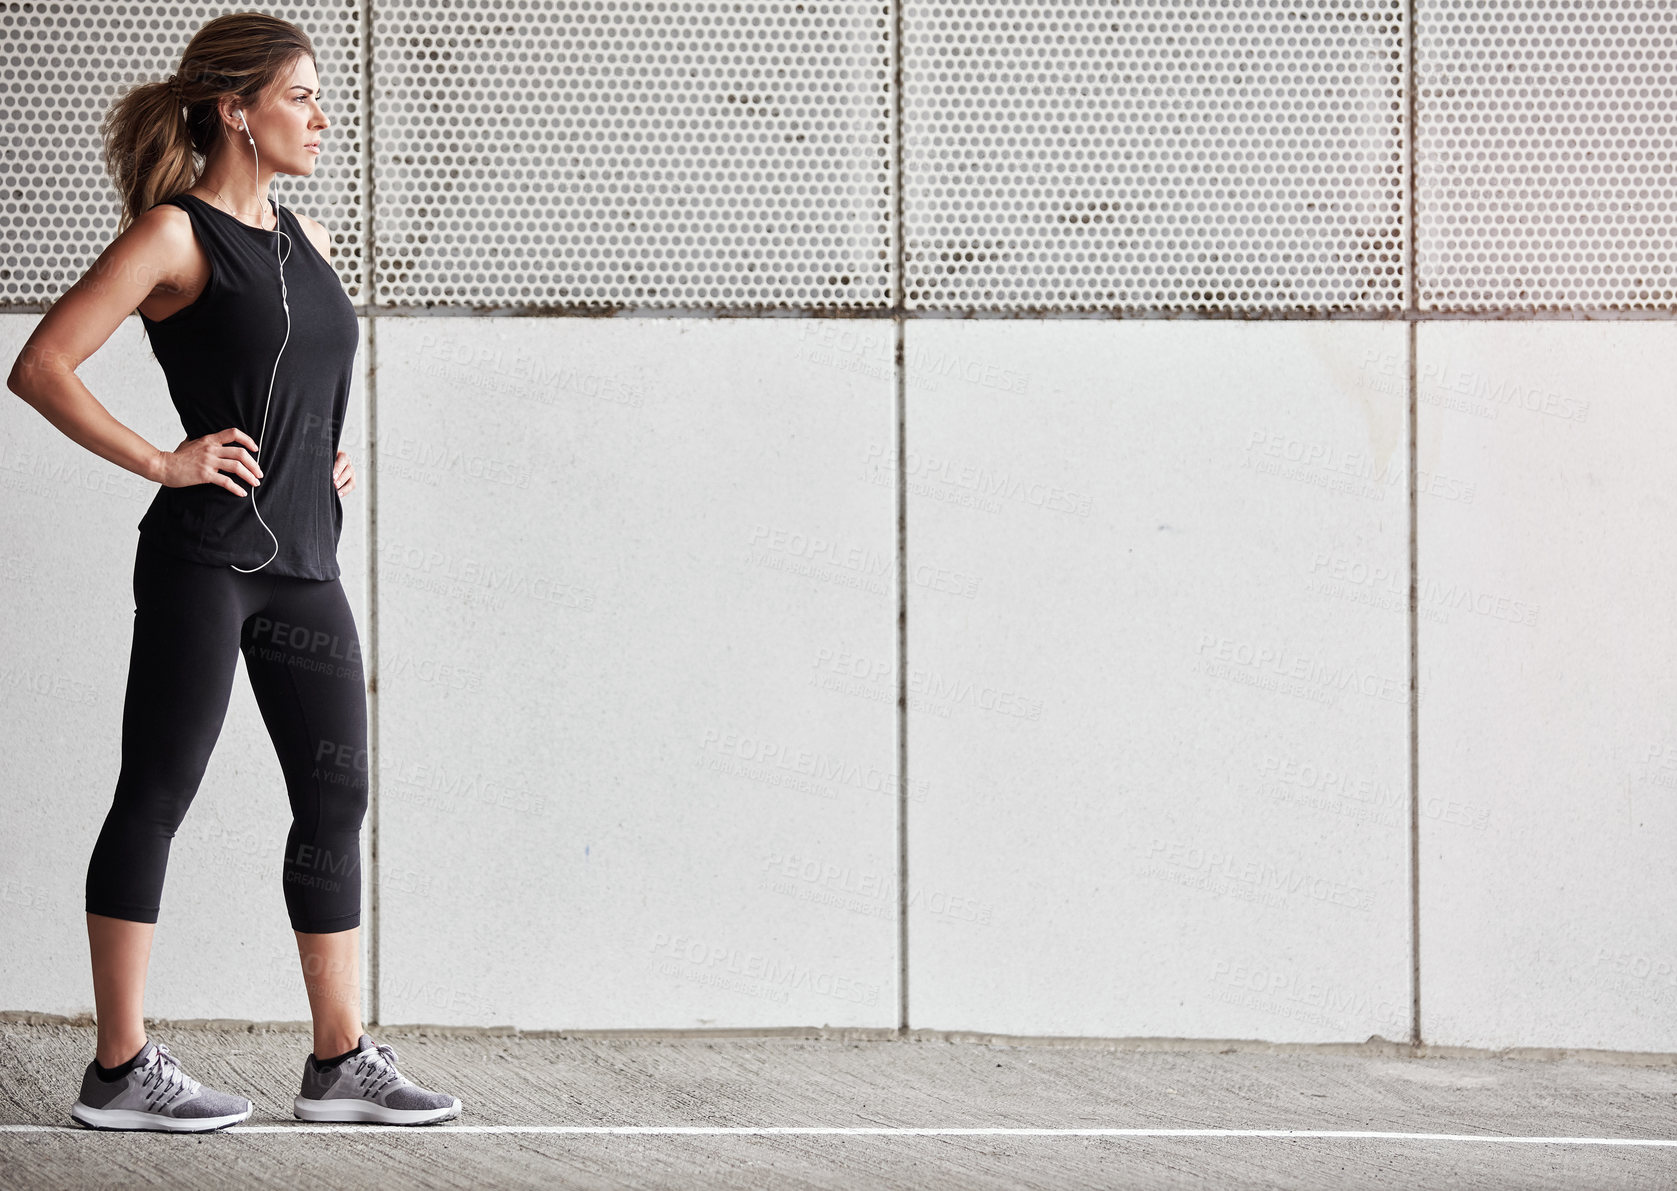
[238,54,329,177]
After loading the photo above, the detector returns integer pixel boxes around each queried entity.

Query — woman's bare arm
[6,207,263,495]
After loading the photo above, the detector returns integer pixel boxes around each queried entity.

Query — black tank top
[136,191,359,579]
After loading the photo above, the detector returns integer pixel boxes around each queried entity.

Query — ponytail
[101,75,199,236]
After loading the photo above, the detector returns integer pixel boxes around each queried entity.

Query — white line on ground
[3,1125,1676,1145]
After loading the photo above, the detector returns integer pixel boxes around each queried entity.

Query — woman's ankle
[311,1030,365,1061]
[95,1036,147,1069]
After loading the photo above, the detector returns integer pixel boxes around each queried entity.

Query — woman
[5,13,461,1131]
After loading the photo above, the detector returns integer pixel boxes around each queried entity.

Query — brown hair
[100,11,315,234]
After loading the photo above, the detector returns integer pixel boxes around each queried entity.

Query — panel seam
[361,0,381,1029]
[893,0,908,1038]
[1406,0,1422,1052]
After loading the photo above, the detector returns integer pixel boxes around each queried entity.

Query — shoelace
[139,1044,200,1109]
[349,1041,405,1101]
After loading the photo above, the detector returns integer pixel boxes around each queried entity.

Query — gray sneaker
[70,1040,253,1132]
[294,1033,461,1125]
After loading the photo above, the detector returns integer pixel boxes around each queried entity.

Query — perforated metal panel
[370,0,894,309]
[903,0,1409,312]
[0,2,366,305]
[9,3,1677,315]
[1416,2,1677,310]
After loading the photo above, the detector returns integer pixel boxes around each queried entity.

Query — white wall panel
[905,319,1413,1042]
[0,313,370,1023]
[374,319,898,1029]
[1418,322,1677,1052]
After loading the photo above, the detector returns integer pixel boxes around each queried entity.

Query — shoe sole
[294,1095,461,1125]
[70,1100,252,1133]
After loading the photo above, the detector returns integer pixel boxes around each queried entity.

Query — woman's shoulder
[288,208,333,264]
[145,191,198,216]
[126,195,197,249]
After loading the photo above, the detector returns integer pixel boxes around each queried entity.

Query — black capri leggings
[85,535,369,933]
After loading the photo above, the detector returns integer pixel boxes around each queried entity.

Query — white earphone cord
[229,107,290,574]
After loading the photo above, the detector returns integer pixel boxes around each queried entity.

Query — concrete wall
[7,315,1674,1051]
[5,1,1676,1053]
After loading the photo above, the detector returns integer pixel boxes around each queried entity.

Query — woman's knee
[313,763,370,835]
[109,766,207,833]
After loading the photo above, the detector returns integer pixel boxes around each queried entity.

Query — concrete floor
[3,1021,1677,1189]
